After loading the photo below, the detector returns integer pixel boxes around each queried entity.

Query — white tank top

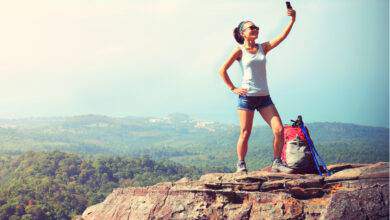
[238,43,270,96]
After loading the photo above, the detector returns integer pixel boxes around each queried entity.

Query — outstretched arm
[262,9,296,55]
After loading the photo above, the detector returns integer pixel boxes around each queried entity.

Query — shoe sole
[236,169,248,173]
[274,167,294,174]
[280,169,294,174]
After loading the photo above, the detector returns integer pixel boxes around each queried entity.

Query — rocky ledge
[79,162,389,220]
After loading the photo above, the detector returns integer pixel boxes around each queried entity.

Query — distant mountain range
[0,113,388,170]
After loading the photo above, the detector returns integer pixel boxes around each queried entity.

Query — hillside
[0,114,388,170]
[0,151,203,220]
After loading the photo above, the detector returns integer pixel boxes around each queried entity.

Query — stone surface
[77,162,389,220]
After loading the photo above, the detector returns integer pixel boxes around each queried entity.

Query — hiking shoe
[271,158,294,173]
[236,161,248,173]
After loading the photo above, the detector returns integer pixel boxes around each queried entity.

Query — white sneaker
[271,158,294,173]
[236,161,248,173]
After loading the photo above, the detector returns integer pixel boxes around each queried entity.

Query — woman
[218,8,296,173]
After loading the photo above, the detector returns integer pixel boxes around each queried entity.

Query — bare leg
[258,104,284,159]
[236,109,255,161]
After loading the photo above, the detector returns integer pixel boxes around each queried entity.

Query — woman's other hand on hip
[233,87,248,96]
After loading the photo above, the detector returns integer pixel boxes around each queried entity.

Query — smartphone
[286,1,292,9]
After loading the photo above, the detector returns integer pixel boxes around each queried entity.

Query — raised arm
[262,9,296,55]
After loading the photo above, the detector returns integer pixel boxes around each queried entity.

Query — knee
[273,126,284,136]
[239,129,251,140]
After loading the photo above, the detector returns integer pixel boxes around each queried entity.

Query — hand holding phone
[285,1,296,21]
[286,1,292,9]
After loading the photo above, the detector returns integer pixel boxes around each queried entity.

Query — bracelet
[230,86,236,91]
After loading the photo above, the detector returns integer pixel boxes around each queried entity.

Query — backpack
[281,125,316,174]
[281,115,331,175]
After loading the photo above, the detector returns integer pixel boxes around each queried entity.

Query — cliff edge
[78,162,389,220]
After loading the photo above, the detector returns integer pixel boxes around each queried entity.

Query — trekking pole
[294,116,322,175]
[305,132,322,175]
[299,121,331,176]
[310,144,331,175]
[303,126,331,176]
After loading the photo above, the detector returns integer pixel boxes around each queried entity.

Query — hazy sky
[0,0,388,128]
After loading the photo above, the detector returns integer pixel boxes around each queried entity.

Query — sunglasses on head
[242,25,259,32]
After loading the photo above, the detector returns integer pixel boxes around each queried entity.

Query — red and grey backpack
[281,115,331,176]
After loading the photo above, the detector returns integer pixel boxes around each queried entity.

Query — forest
[0,151,206,220]
[0,114,388,219]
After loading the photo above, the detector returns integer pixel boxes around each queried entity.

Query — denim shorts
[237,95,274,112]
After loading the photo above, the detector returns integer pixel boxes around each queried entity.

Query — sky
[0,0,388,128]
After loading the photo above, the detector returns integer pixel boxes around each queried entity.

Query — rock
[81,162,389,220]
[71,215,84,220]
[175,177,191,184]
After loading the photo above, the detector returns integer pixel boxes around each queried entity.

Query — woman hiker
[218,8,296,173]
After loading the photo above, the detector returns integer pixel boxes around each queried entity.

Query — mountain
[0,113,388,170]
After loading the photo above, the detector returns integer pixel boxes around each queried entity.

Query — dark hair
[233,21,247,44]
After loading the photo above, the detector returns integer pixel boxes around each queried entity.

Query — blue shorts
[237,95,274,112]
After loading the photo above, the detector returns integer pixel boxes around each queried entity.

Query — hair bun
[233,26,244,44]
